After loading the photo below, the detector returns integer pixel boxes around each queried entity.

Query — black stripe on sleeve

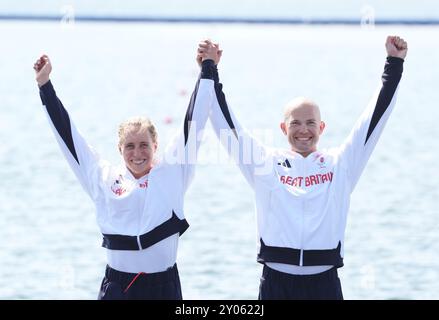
[39,81,80,164]
[214,80,238,139]
[207,61,237,136]
[364,56,404,145]
[183,59,218,145]
[183,78,200,146]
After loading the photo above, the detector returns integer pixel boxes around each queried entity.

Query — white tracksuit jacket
[209,57,404,271]
[39,60,217,273]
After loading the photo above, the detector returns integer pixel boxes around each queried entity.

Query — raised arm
[199,41,270,188]
[339,36,407,191]
[162,41,218,192]
[34,55,103,200]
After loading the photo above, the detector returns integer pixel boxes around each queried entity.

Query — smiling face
[280,98,325,157]
[118,117,158,179]
[119,128,157,179]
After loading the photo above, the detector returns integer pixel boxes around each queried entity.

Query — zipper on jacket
[299,159,306,267]
[137,175,150,250]
[299,198,305,267]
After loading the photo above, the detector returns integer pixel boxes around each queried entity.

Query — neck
[292,149,315,158]
[129,167,152,179]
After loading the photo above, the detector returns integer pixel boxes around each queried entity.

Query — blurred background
[0,0,438,300]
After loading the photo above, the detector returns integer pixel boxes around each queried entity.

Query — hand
[196,39,222,67]
[385,36,408,59]
[33,54,52,86]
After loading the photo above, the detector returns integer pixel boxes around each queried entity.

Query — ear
[153,143,158,152]
[118,145,122,154]
[280,122,287,135]
[319,121,326,134]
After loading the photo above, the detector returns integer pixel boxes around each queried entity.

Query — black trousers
[258,265,343,300]
[98,263,182,300]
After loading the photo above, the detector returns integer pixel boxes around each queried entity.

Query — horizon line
[1,14,439,25]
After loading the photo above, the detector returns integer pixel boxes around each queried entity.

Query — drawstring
[123,272,146,293]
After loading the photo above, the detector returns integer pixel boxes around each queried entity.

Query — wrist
[202,57,215,63]
[386,56,404,62]
[201,59,215,67]
[37,77,50,87]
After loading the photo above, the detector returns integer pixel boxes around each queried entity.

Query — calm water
[0,20,438,299]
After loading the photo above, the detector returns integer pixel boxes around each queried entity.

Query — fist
[33,54,52,86]
[197,39,222,67]
[385,36,408,59]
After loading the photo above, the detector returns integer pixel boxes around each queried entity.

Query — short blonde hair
[118,116,158,147]
[284,97,321,122]
[283,97,320,122]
